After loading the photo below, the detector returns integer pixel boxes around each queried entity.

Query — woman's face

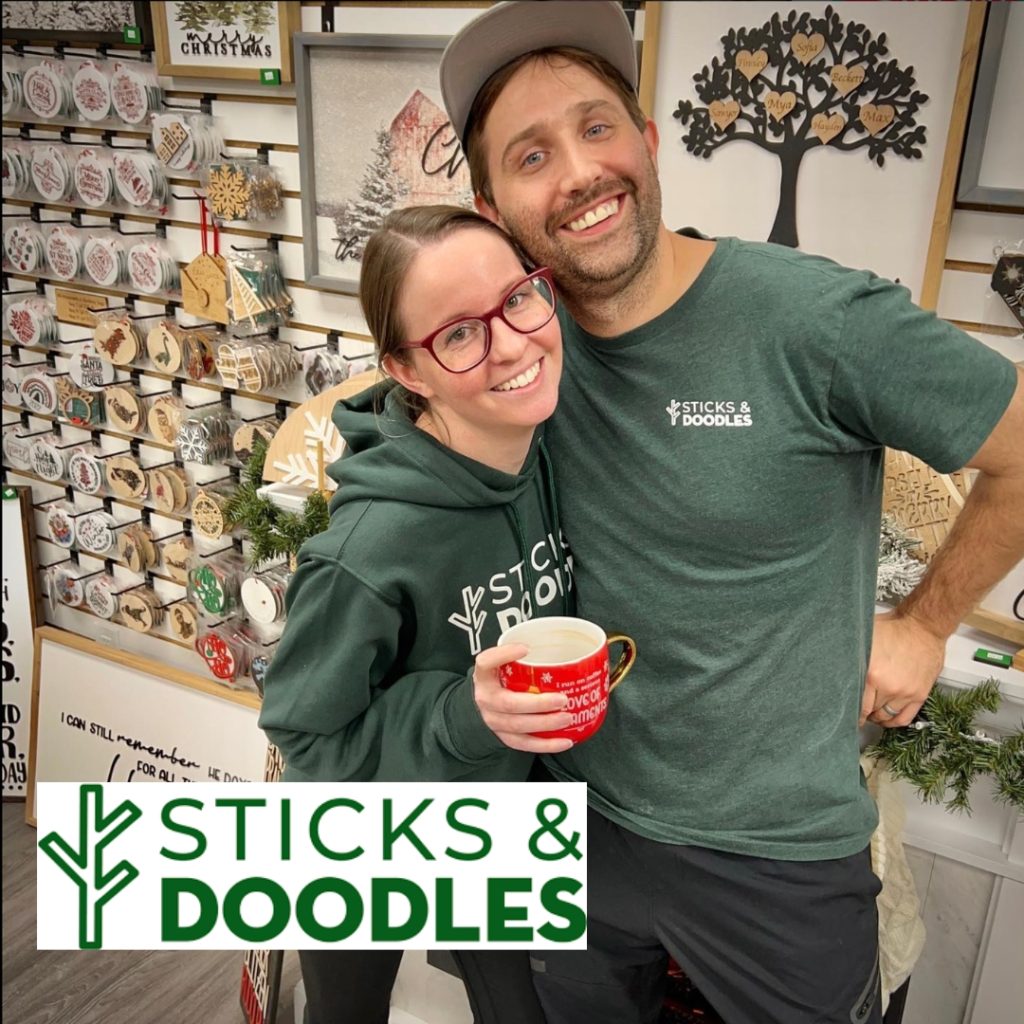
[388,228,563,453]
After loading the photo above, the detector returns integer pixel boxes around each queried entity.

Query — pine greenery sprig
[223,438,330,569]
[876,513,927,601]
[867,679,1024,814]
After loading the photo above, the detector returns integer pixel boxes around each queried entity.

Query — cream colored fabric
[863,756,928,1011]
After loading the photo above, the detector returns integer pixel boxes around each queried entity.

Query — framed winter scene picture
[1,1,152,46]
[151,1,301,82]
[295,32,475,295]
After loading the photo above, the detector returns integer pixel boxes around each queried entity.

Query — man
[439,3,1024,1023]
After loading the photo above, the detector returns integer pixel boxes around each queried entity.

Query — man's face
[476,57,662,301]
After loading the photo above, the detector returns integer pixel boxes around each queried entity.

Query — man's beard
[501,162,662,301]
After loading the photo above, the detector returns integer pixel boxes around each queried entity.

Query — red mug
[498,616,637,743]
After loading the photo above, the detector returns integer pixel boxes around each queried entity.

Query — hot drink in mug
[498,616,636,743]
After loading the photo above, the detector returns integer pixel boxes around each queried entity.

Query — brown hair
[464,46,647,205]
[359,204,515,419]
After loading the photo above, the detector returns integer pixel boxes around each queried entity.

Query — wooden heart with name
[791,32,825,65]
[859,103,895,136]
[708,99,740,132]
[735,49,768,81]
[764,91,797,122]
[811,112,846,145]
[831,64,866,97]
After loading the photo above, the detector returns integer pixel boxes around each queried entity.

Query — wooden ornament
[120,591,155,633]
[146,321,183,373]
[168,601,199,643]
[708,99,740,132]
[94,318,139,365]
[164,537,194,584]
[883,449,971,562]
[263,369,377,489]
[830,64,866,97]
[207,165,251,221]
[182,330,216,381]
[859,104,895,136]
[191,490,227,540]
[811,112,846,145]
[226,263,268,328]
[233,420,278,462]
[118,528,144,573]
[164,465,190,511]
[147,395,182,444]
[105,386,143,433]
[791,32,825,65]
[148,468,177,513]
[764,90,797,122]
[735,49,768,81]
[107,454,147,499]
[182,252,229,324]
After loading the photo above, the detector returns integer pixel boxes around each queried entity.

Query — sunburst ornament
[990,252,1023,328]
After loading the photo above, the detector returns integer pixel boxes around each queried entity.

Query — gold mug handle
[605,633,637,691]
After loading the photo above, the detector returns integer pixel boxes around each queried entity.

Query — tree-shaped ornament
[227,262,269,330]
[673,5,928,247]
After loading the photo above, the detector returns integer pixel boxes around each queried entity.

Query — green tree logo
[39,785,142,949]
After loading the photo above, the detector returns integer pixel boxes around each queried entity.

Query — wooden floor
[2,801,302,1024]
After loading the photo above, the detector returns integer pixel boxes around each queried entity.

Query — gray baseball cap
[440,1,638,144]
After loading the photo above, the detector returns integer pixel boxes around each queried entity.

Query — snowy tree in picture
[333,128,409,262]
[673,5,928,248]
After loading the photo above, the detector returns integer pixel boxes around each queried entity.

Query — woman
[259,205,574,1024]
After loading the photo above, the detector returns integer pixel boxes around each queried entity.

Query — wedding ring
[881,703,900,718]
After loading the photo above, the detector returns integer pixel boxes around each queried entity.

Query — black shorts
[531,806,882,1024]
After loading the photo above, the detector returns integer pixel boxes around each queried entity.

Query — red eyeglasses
[399,268,557,373]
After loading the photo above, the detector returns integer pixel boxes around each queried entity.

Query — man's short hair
[463,46,648,206]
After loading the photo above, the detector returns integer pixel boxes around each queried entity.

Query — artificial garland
[868,680,1023,814]
[876,513,927,602]
[223,438,329,569]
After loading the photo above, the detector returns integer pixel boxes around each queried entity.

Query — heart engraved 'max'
[709,99,740,131]
[764,91,797,122]
[859,103,895,136]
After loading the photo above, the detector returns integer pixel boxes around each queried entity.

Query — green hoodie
[258,383,575,783]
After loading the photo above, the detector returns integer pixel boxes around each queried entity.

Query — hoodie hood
[328,380,543,513]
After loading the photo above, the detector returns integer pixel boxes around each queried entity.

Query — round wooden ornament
[188,563,229,614]
[105,386,143,433]
[52,566,85,607]
[45,504,76,548]
[94,318,140,365]
[163,537,194,584]
[106,454,147,499]
[163,465,190,511]
[76,510,117,555]
[146,321,183,373]
[148,468,177,513]
[168,601,199,643]
[191,490,227,540]
[67,449,104,494]
[30,439,65,482]
[84,575,119,619]
[147,395,182,444]
[120,591,155,632]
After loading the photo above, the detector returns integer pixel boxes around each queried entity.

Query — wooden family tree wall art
[672,6,929,248]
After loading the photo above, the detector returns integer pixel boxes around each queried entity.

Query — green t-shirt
[544,234,1017,860]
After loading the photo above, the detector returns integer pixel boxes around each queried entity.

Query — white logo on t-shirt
[666,400,752,427]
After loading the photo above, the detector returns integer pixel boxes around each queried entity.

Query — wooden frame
[2,487,41,802]
[295,31,472,296]
[955,1,1024,210]
[151,1,300,82]
[0,0,152,47]
[26,625,262,826]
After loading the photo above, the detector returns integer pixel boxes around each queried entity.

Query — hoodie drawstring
[539,437,571,616]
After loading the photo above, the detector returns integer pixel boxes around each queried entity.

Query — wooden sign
[811,112,846,145]
[182,252,229,324]
[2,487,40,799]
[55,288,106,328]
[263,369,377,488]
[791,32,825,65]
[860,103,895,136]
[831,64,866,97]
[709,99,740,132]
[764,90,797,121]
[736,49,768,81]
[27,627,266,825]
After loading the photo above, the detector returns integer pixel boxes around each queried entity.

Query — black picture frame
[1,1,153,48]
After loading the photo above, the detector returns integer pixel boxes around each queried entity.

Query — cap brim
[440,0,638,144]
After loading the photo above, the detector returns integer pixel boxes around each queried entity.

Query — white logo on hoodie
[448,586,488,655]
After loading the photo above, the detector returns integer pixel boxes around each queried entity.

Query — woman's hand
[473,644,575,753]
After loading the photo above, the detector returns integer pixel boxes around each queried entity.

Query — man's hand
[474,644,575,753]
[861,611,946,727]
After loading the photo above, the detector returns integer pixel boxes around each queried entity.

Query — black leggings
[298,948,546,1024]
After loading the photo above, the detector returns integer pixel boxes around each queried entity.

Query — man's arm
[863,366,1024,727]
